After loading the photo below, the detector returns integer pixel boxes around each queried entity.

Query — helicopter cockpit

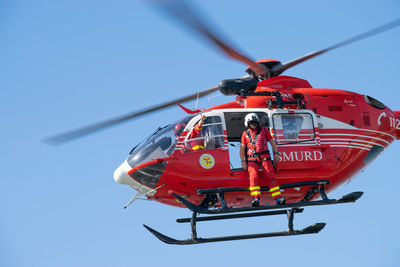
[121,113,227,189]
[125,116,193,187]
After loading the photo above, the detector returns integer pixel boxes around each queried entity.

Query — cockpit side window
[183,116,224,153]
[272,113,315,144]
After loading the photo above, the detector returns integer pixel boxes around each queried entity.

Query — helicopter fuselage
[114,76,400,208]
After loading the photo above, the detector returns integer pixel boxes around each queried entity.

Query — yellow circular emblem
[199,154,215,169]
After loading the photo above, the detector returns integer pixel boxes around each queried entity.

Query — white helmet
[244,113,259,127]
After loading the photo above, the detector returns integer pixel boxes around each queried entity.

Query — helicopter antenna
[195,93,199,110]
[124,184,165,209]
[207,93,223,107]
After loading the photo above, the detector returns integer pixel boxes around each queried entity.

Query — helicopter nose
[114,160,142,188]
[114,160,156,194]
[114,158,162,196]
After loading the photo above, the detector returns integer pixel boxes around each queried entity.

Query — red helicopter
[45,1,400,245]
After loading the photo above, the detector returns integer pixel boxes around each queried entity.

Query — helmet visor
[249,120,259,126]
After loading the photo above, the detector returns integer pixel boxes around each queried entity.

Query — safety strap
[247,158,271,164]
[253,150,270,156]
[246,128,270,165]
[246,128,260,153]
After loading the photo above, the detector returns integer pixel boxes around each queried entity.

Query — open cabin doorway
[223,111,270,170]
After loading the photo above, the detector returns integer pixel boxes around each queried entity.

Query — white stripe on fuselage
[319,133,390,146]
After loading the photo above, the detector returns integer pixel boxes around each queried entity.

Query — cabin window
[272,113,315,144]
[183,116,224,153]
[363,95,385,109]
[364,145,384,165]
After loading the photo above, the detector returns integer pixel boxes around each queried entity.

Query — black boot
[275,197,286,205]
[251,197,260,207]
[200,194,218,209]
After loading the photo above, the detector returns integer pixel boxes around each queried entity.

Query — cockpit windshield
[127,116,193,168]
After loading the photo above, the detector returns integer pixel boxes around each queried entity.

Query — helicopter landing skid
[143,183,363,245]
[144,209,325,245]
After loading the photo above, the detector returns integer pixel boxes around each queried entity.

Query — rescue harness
[246,128,271,164]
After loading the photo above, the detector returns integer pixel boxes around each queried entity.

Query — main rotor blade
[43,86,218,145]
[272,17,400,76]
[150,0,267,76]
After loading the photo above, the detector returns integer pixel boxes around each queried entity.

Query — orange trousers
[248,160,281,200]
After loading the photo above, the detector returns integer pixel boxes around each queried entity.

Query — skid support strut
[287,208,295,232]
[191,212,198,240]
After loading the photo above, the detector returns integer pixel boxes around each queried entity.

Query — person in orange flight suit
[189,114,206,151]
[240,113,285,207]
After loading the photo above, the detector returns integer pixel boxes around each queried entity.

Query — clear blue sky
[1,0,399,266]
